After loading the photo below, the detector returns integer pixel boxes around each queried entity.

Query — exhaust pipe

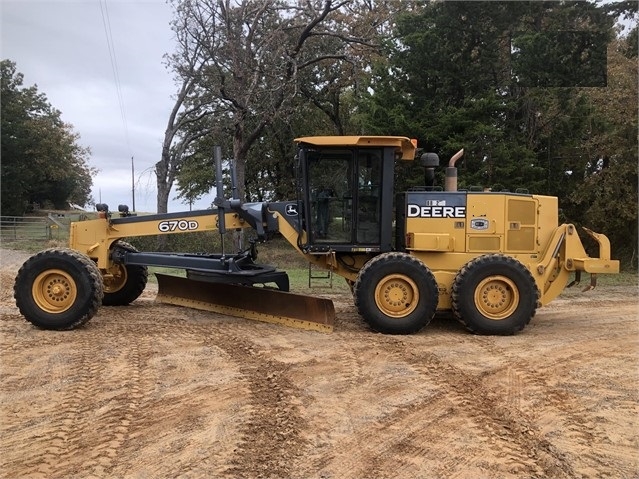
[445,149,464,192]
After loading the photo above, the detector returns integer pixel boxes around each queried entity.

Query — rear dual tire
[452,254,539,335]
[354,252,438,334]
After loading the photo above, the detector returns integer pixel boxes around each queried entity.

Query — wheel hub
[50,283,67,298]
[32,269,77,313]
[103,264,127,293]
[475,275,519,320]
[375,274,419,318]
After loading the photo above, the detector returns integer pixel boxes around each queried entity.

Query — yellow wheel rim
[474,275,519,320]
[374,274,419,318]
[32,269,77,314]
[103,264,127,293]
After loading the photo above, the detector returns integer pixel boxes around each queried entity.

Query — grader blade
[155,273,334,333]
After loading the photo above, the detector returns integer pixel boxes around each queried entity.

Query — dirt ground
[1,248,638,479]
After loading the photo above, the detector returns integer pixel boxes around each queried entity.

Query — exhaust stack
[445,149,464,192]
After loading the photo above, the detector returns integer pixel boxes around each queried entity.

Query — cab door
[299,145,390,251]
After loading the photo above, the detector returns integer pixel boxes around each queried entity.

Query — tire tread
[14,248,103,330]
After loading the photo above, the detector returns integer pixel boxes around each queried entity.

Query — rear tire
[102,241,148,306]
[452,254,539,335]
[354,252,438,334]
[14,248,104,330]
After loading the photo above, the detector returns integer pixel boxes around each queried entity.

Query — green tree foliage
[568,33,638,265]
[1,60,95,215]
[357,1,637,263]
[359,1,618,189]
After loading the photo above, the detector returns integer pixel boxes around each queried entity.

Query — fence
[0,216,63,242]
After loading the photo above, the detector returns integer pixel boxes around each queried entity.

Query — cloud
[1,0,213,213]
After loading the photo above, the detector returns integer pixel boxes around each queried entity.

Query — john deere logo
[285,204,298,216]
[407,204,466,218]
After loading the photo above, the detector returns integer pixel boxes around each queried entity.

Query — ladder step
[308,262,333,288]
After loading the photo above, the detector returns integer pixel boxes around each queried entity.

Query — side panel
[465,194,505,252]
[532,194,559,256]
[403,192,547,256]
[404,191,467,253]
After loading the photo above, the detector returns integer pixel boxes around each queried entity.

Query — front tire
[452,254,539,335]
[102,241,148,306]
[14,248,104,330]
[354,252,438,334]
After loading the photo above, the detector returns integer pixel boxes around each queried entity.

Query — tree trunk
[233,133,247,202]
[156,141,172,214]
[156,177,171,214]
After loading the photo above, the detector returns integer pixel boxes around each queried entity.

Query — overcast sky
[1,0,215,213]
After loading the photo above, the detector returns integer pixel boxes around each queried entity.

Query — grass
[0,238,69,253]
[287,267,351,292]
[145,265,350,293]
[146,266,186,283]
[590,270,637,287]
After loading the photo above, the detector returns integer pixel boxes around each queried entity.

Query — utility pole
[131,156,136,212]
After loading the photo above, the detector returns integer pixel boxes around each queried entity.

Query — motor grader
[14,136,619,335]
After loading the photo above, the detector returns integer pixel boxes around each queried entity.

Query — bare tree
[156,1,222,213]
[162,0,385,205]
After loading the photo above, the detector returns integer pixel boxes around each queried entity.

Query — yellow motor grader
[14,136,619,334]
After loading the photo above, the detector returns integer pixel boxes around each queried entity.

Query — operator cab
[295,136,416,253]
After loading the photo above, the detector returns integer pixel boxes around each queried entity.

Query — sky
[1,0,215,213]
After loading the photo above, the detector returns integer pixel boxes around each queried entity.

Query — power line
[100,0,130,148]
[100,0,129,147]
[100,0,134,207]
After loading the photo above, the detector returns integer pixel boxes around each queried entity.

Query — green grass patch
[145,265,350,293]
[146,266,187,284]
[1,239,68,254]
[286,268,351,293]
[590,270,637,287]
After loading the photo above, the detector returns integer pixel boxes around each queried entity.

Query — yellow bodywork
[295,135,417,160]
[72,192,618,315]
[403,193,618,309]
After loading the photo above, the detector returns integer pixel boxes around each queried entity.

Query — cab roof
[295,136,416,161]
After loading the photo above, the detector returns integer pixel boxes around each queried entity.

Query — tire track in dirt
[399,348,567,479]
[2,301,240,478]
[285,332,487,479]
[471,333,638,478]
[307,392,454,478]
[94,306,245,478]
[77,320,153,477]
[98,303,309,478]
[207,329,309,478]
[320,336,573,479]
[3,329,106,477]
[288,333,374,475]
[2,321,156,478]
